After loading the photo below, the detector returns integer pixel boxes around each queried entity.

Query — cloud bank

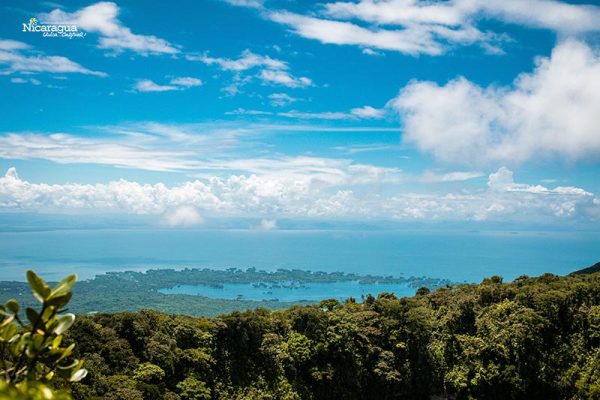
[0,167,596,223]
[390,40,600,165]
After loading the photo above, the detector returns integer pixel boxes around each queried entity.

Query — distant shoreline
[0,267,454,316]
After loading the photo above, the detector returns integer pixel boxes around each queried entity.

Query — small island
[0,267,453,316]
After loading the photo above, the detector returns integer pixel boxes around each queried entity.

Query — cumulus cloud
[487,167,591,196]
[350,106,385,119]
[229,0,600,55]
[162,206,204,227]
[389,40,600,164]
[0,166,596,223]
[40,2,179,55]
[0,39,106,77]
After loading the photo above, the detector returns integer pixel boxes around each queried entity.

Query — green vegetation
[56,270,598,399]
[0,268,451,317]
[0,271,87,399]
[2,267,599,399]
[571,262,600,276]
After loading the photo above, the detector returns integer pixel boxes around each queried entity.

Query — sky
[0,0,599,229]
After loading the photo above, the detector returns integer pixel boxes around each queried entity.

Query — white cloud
[188,49,312,90]
[134,79,178,92]
[420,170,484,183]
[162,206,204,227]
[333,143,398,154]
[225,108,273,116]
[259,218,277,230]
[278,105,385,120]
[0,40,29,51]
[187,49,286,71]
[269,11,452,56]
[0,127,398,181]
[0,122,401,175]
[0,166,596,223]
[227,105,385,120]
[487,167,591,196]
[224,0,264,8]
[134,77,203,92]
[350,105,385,119]
[268,93,298,107]
[259,69,312,87]
[0,132,205,172]
[235,0,600,56]
[362,48,384,56]
[0,39,106,77]
[477,0,600,34]
[40,2,179,55]
[389,40,600,164]
[278,110,352,120]
[169,77,202,87]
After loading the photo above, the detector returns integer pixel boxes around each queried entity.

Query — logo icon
[22,17,85,39]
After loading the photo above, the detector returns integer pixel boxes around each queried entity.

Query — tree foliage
[36,270,600,400]
[0,271,87,399]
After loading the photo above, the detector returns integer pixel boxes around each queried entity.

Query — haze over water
[0,228,597,282]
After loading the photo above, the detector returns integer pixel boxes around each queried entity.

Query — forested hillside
[62,271,599,400]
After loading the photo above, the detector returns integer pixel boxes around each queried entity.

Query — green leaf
[56,343,75,363]
[26,270,51,303]
[6,299,19,314]
[1,322,16,341]
[26,307,40,327]
[53,314,75,335]
[49,274,77,300]
[46,292,73,309]
[52,335,62,349]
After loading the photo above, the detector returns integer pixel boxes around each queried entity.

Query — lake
[159,280,418,302]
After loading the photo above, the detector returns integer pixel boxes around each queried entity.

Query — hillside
[61,271,600,400]
[571,262,600,276]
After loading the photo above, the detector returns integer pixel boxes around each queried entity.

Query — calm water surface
[0,229,597,284]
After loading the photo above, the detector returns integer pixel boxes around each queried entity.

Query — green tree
[0,271,87,399]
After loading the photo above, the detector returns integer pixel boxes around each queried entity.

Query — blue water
[0,228,597,283]
[160,281,417,302]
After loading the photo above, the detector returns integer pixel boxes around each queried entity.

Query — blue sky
[0,0,599,228]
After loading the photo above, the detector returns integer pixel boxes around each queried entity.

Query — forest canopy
[59,269,599,399]
[1,267,599,399]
